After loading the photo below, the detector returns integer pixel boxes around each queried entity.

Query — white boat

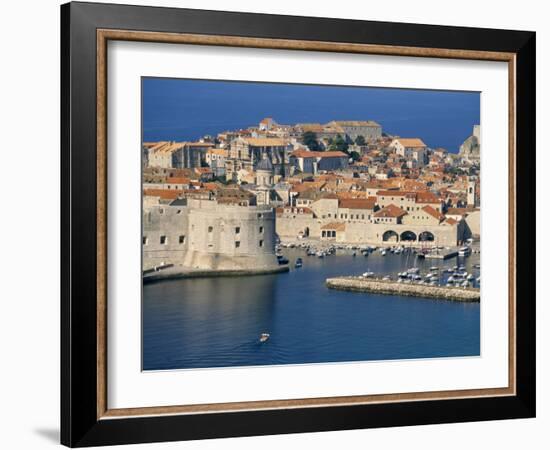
[383,275,391,281]
[362,271,375,278]
[467,274,474,280]
[458,246,472,256]
[259,333,270,343]
[380,250,387,256]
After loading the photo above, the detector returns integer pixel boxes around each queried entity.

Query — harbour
[143,245,480,370]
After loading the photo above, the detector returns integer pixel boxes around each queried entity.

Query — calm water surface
[143,249,480,370]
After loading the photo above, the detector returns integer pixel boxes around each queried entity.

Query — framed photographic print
[61,1,536,447]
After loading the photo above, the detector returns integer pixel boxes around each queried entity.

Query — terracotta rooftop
[422,205,445,221]
[290,149,348,158]
[393,138,427,148]
[374,204,408,218]
[143,189,182,200]
[328,120,381,128]
[242,137,289,147]
[338,198,376,210]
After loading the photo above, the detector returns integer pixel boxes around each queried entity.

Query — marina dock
[326,276,480,302]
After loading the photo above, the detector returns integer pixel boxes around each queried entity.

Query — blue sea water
[142,78,480,152]
[143,250,480,371]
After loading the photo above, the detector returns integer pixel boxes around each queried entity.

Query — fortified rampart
[143,198,280,272]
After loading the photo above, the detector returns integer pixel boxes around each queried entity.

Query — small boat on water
[295,258,303,268]
[316,251,325,258]
[430,266,439,271]
[352,251,357,257]
[259,333,270,343]
[458,246,472,257]
[277,255,289,265]
[362,271,375,278]
[383,275,391,281]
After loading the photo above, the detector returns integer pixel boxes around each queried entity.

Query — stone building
[376,190,443,212]
[388,138,427,167]
[327,120,382,142]
[147,141,215,169]
[459,125,480,163]
[205,148,227,177]
[143,196,280,272]
[229,137,292,176]
[289,149,349,174]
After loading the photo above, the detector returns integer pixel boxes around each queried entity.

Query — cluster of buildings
[142,118,480,272]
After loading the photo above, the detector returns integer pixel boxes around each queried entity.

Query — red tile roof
[422,205,445,221]
[143,189,182,200]
[338,198,376,210]
[374,204,408,218]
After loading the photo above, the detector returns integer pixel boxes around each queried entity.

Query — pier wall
[326,277,480,302]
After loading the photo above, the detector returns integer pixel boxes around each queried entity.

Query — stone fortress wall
[143,198,279,271]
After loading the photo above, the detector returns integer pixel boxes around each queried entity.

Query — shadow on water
[143,250,480,370]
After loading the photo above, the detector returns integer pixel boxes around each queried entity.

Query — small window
[258,213,263,219]
[179,235,185,244]
[259,240,264,247]
[176,209,182,214]
[160,236,167,245]
[142,236,148,245]
[208,226,213,233]
[235,227,240,234]
[159,208,164,214]
[259,226,264,233]
[235,241,241,248]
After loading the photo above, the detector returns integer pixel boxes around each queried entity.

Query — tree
[350,151,361,162]
[301,131,320,151]
[355,135,366,146]
[329,134,349,152]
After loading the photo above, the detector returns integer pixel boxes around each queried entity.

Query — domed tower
[255,154,274,187]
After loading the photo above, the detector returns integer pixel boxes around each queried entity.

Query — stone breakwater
[143,265,289,284]
[326,277,480,302]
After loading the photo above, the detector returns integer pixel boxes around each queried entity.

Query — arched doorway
[419,231,435,241]
[400,230,417,242]
[382,230,399,242]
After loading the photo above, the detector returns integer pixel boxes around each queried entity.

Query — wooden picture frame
[61,1,535,447]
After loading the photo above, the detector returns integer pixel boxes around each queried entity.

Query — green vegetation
[350,151,361,162]
[354,135,366,146]
[301,131,321,151]
[328,134,349,152]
